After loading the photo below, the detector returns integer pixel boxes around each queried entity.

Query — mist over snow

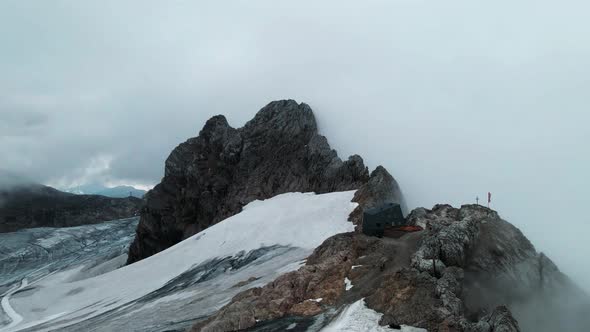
[1,0,589,292]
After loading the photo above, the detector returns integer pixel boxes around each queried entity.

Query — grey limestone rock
[127,100,373,264]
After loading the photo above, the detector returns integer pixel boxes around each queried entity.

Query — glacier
[0,191,359,332]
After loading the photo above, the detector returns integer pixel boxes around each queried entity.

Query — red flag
[488,192,491,203]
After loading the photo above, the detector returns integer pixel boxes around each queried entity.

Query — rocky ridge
[127,100,406,264]
[192,186,590,332]
[123,100,588,331]
[0,184,142,233]
[185,104,589,331]
[190,169,529,332]
[193,176,590,332]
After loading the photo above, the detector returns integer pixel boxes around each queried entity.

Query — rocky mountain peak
[243,100,316,139]
[355,165,407,212]
[127,100,403,264]
[0,184,141,233]
[200,115,232,140]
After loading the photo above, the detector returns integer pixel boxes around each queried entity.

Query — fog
[1,0,589,297]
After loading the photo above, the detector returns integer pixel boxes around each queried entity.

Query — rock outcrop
[407,204,568,312]
[121,99,587,331]
[191,232,358,332]
[191,161,412,331]
[127,100,407,264]
[407,204,590,332]
[348,165,407,228]
[192,200,590,332]
[0,184,142,233]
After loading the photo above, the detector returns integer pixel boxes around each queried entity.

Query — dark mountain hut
[362,203,405,237]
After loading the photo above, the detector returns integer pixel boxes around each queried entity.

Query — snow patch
[344,277,353,291]
[321,299,427,332]
[276,259,307,274]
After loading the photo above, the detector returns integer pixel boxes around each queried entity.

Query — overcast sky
[1,1,589,289]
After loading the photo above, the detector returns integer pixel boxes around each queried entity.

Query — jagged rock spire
[127,100,405,264]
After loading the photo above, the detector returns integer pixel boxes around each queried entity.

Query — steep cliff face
[348,165,408,228]
[0,184,142,233]
[127,100,405,264]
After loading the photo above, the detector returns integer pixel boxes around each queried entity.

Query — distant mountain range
[65,184,147,198]
[0,183,143,233]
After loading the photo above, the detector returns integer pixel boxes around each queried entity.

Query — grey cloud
[0,108,48,136]
[0,0,589,292]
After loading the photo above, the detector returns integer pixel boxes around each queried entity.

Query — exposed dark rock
[127,100,380,264]
[191,214,425,332]
[348,166,406,228]
[191,233,359,332]
[463,306,520,332]
[0,184,142,233]
[367,268,444,330]
[192,229,426,332]
[191,202,590,332]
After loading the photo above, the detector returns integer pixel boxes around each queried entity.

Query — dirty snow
[344,277,353,291]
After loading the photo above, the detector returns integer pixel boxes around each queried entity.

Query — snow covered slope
[0,218,138,291]
[0,191,357,332]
